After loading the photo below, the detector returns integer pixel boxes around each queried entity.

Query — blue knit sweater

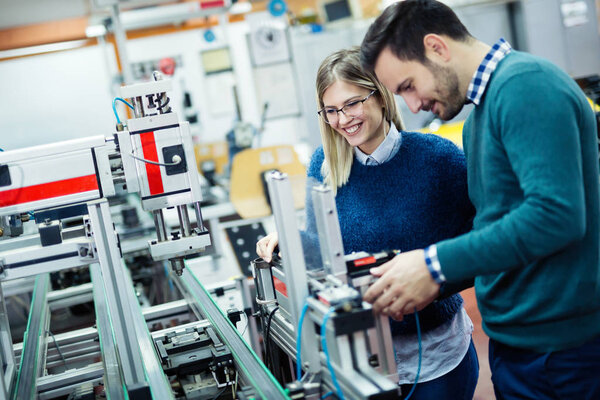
[304,131,475,334]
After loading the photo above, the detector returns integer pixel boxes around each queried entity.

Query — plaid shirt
[425,38,512,285]
[466,38,512,105]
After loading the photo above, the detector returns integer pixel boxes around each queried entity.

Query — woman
[256,47,478,400]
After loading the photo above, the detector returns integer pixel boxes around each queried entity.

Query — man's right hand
[256,232,279,262]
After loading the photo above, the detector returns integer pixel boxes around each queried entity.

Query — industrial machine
[0,74,283,400]
[0,75,400,399]
[251,172,400,400]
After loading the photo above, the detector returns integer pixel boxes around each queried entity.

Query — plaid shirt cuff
[424,245,446,285]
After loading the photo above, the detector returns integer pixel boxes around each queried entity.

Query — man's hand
[363,249,440,320]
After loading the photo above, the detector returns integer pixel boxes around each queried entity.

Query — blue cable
[321,391,334,399]
[163,262,174,292]
[296,301,310,380]
[112,97,134,124]
[404,309,422,400]
[321,307,345,400]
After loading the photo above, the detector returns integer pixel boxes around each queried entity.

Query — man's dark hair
[360,0,472,72]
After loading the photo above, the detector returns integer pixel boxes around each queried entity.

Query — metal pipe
[152,210,167,242]
[176,205,192,237]
[110,4,134,85]
[193,201,206,231]
[132,96,144,118]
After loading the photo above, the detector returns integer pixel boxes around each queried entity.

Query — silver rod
[152,209,168,242]
[132,96,144,119]
[37,362,103,394]
[193,202,206,231]
[176,205,192,237]
[110,4,134,85]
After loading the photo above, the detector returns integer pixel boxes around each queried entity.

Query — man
[359,1,600,399]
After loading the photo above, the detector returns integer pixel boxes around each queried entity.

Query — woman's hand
[256,232,279,262]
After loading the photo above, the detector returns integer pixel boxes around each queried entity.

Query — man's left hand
[363,249,440,320]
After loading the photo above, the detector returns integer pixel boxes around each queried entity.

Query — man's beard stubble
[425,60,465,121]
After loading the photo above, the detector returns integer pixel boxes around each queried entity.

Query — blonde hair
[316,46,404,195]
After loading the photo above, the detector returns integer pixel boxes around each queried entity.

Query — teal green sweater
[437,51,600,352]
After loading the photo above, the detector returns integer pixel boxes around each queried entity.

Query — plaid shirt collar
[467,38,512,105]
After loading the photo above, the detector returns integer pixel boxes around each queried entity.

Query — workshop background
[1,1,600,399]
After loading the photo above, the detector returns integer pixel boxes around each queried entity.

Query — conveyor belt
[179,269,288,400]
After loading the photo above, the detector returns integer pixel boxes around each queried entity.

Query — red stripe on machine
[140,131,164,195]
[200,0,225,8]
[354,256,376,267]
[0,175,99,207]
[317,295,331,306]
[273,276,288,298]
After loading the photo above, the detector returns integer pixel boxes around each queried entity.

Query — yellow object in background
[418,96,598,149]
[194,141,229,175]
[229,145,306,219]
[419,120,465,148]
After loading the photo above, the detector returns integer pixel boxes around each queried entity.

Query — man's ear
[423,34,451,63]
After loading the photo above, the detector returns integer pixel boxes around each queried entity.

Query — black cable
[241,311,249,336]
[47,330,67,369]
[264,306,279,371]
[211,385,227,400]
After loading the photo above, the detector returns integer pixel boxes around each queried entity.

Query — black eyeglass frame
[317,89,378,125]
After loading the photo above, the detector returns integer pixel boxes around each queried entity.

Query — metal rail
[13,274,50,400]
[178,269,289,400]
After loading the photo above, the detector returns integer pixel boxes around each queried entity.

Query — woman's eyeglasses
[317,90,377,125]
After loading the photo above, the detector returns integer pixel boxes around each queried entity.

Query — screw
[368,354,379,367]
